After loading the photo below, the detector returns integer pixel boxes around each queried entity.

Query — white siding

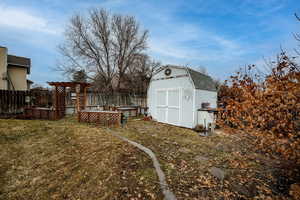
[147,67,195,128]
[147,67,218,129]
[195,89,217,127]
[194,89,217,110]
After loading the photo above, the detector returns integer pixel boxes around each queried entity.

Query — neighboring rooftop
[7,54,31,74]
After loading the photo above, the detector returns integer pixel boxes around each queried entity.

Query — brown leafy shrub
[218,52,300,163]
[289,183,300,199]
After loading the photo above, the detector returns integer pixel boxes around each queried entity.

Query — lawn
[0,117,297,200]
[113,120,297,199]
[0,117,162,200]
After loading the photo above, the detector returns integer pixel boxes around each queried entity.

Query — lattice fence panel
[89,112,98,123]
[56,86,66,119]
[79,112,88,122]
[78,111,121,126]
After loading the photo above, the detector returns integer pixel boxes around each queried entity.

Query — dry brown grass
[1,117,296,200]
[0,117,162,200]
[113,120,297,199]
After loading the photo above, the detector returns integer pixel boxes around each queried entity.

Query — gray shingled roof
[186,68,217,91]
[157,65,217,92]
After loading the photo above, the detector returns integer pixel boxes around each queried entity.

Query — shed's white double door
[156,88,180,126]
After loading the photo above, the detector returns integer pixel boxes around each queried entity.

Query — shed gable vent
[164,68,172,76]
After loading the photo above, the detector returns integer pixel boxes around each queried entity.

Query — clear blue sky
[0,0,299,85]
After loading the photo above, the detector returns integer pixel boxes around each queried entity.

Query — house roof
[156,65,217,92]
[7,55,31,74]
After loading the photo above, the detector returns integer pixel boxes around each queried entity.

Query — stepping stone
[209,167,225,181]
[232,183,256,198]
[215,143,232,152]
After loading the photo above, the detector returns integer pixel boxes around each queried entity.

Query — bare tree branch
[295,13,300,21]
[57,8,149,93]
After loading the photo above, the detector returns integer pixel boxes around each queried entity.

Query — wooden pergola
[47,82,91,119]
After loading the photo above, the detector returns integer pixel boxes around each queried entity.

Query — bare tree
[111,15,148,91]
[126,54,160,94]
[58,8,148,93]
[295,13,300,21]
[294,13,300,56]
[72,70,87,82]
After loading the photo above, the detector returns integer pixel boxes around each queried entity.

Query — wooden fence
[0,90,30,115]
[30,89,53,107]
[23,108,56,120]
[66,92,147,107]
[86,92,147,106]
[0,89,146,117]
[0,89,53,116]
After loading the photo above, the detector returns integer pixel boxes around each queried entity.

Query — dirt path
[106,129,177,200]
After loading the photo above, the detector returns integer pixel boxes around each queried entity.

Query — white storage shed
[147,65,217,129]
